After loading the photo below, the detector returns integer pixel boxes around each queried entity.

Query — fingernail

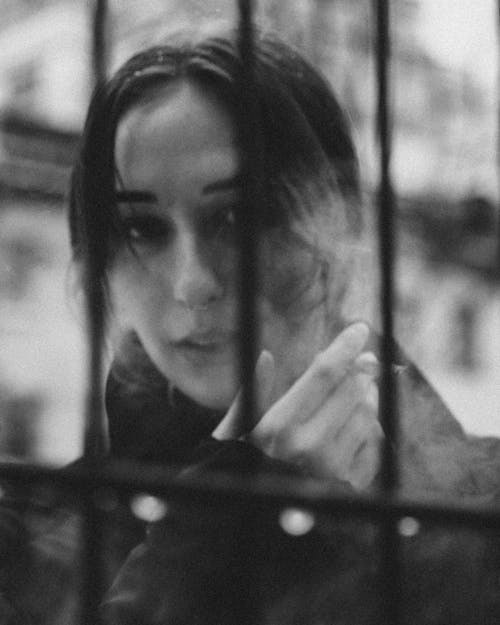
[259,349,272,361]
[343,322,370,349]
[353,354,380,377]
[256,350,273,369]
[256,350,275,413]
[255,350,275,383]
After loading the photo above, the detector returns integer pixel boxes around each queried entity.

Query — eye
[203,205,236,240]
[121,215,172,247]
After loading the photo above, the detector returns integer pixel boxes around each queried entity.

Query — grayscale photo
[0,1,499,624]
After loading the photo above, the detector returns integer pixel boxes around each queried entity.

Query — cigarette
[352,353,407,377]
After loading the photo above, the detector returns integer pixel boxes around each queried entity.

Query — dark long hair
[68,27,361,393]
[70,28,359,261]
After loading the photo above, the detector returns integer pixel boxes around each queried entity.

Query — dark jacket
[1,351,500,624]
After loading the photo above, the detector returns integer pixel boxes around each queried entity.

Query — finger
[212,350,275,440]
[350,436,382,490]
[336,385,380,463]
[312,371,375,437]
[255,351,277,416]
[331,384,381,484]
[348,407,383,491]
[262,322,370,425]
[256,371,375,462]
[291,379,378,475]
[351,352,380,377]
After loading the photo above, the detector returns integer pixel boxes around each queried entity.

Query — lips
[177,329,234,346]
[172,330,236,360]
[177,339,224,352]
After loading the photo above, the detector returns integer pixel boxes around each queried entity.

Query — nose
[172,233,223,309]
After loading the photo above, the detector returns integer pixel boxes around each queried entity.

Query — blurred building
[0,1,88,463]
[0,1,87,199]
[0,0,495,197]
[264,0,495,198]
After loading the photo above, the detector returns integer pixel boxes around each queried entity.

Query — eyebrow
[113,175,241,203]
[202,175,241,195]
[114,190,157,204]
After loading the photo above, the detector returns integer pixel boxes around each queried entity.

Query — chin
[176,378,237,412]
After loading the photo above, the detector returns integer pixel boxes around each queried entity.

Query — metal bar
[497,0,500,272]
[375,0,397,497]
[79,3,109,623]
[1,461,500,530]
[85,0,109,461]
[374,1,401,624]
[233,2,262,623]
[81,484,104,625]
[92,0,108,89]
[236,0,261,432]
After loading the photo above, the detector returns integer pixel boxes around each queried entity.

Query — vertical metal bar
[497,0,500,272]
[85,0,108,462]
[92,0,108,89]
[233,1,262,624]
[236,0,260,429]
[376,0,397,486]
[374,1,401,624]
[80,3,109,624]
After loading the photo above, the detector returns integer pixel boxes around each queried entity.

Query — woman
[69,26,499,495]
[72,29,382,491]
[2,28,500,625]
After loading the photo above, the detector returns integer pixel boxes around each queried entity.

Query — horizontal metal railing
[1,460,499,529]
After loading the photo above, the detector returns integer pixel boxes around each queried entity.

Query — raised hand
[214,323,383,491]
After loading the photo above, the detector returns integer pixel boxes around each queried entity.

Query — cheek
[206,242,238,289]
[259,236,325,315]
[108,263,166,330]
[258,303,293,368]
[257,297,329,399]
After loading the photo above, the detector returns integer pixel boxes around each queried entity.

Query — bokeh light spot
[398,516,420,537]
[130,494,168,522]
[279,508,315,536]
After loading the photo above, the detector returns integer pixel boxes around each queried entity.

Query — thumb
[212,350,275,441]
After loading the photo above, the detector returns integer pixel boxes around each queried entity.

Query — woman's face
[111,79,332,410]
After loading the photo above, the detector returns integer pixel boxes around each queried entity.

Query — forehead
[114,79,238,189]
